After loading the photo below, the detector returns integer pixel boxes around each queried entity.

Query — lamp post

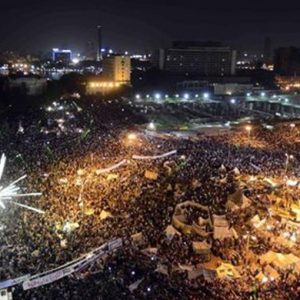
[285,153,294,174]
[245,125,252,141]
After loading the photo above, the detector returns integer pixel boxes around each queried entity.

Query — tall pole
[97,25,103,61]
[245,125,252,143]
[285,154,289,175]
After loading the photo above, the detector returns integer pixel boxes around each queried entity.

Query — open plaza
[0,96,300,299]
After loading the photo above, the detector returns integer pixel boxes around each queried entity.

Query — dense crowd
[0,98,300,299]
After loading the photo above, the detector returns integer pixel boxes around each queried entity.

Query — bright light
[175,94,179,98]
[261,92,266,97]
[290,123,296,128]
[285,153,294,160]
[262,277,268,283]
[135,94,141,100]
[154,93,161,100]
[72,58,80,64]
[127,133,137,141]
[109,49,113,54]
[245,125,252,132]
[165,94,169,99]
[285,98,289,103]
[230,99,236,104]
[0,154,43,213]
[286,179,298,187]
[195,94,199,98]
[246,92,251,97]
[146,94,150,99]
[56,118,65,124]
[148,121,156,131]
[203,93,209,99]
[183,93,189,100]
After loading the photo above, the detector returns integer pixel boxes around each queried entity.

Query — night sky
[1,0,300,54]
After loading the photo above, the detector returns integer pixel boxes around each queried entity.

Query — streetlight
[245,125,252,140]
[183,93,189,100]
[285,153,294,174]
[135,94,141,100]
[230,98,236,104]
[154,93,161,100]
[148,121,156,131]
[203,93,209,100]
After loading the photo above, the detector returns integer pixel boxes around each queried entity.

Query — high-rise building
[157,41,236,76]
[85,41,96,60]
[274,47,300,76]
[102,55,131,83]
[263,37,272,64]
[52,48,72,64]
[97,25,103,61]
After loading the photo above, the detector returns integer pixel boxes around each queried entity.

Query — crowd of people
[0,97,300,299]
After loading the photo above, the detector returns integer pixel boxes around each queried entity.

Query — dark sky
[1,0,300,54]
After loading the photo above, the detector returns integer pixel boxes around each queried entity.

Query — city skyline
[1,0,300,53]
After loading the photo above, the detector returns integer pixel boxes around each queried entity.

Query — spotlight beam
[0,154,42,214]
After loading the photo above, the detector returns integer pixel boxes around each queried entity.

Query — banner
[72,251,105,274]
[23,249,107,290]
[132,150,177,160]
[15,240,118,291]
[23,265,75,290]
[0,274,30,289]
[107,238,123,251]
[96,160,127,175]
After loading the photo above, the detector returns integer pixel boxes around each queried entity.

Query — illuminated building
[275,76,300,91]
[213,83,253,96]
[102,55,131,83]
[52,48,72,64]
[157,41,236,76]
[86,81,123,95]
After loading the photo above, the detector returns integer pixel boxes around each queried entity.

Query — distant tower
[85,41,95,60]
[263,37,272,64]
[97,25,103,61]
